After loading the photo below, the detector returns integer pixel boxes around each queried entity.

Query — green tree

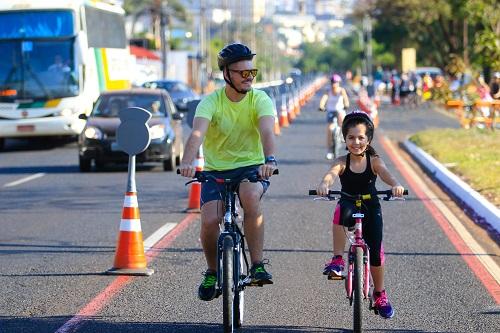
[355,0,499,72]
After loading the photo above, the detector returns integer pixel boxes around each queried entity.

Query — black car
[78,88,183,171]
[142,80,199,112]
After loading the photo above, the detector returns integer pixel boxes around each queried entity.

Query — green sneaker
[198,270,218,301]
[249,261,273,286]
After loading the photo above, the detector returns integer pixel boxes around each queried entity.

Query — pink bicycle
[309,189,407,333]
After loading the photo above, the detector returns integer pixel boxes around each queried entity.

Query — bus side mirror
[75,32,88,66]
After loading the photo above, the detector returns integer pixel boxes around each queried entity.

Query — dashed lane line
[3,173,46,187]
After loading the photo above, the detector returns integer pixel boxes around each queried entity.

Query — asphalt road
[0,91,498,333]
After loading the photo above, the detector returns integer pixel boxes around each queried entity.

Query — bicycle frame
[215,181,249,296]
[345,196,371,301]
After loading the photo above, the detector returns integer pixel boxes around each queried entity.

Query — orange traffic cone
[186,147,204,213]
[273,113,281,136]
[106,191,154,276]
[287,101,296,123]
[279,105,289,128]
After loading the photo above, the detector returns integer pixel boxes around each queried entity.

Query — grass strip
[409,128,499,207]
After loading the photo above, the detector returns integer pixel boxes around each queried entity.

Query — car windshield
[92,94,166,118]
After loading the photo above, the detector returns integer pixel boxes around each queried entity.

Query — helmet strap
[224,68,249,95]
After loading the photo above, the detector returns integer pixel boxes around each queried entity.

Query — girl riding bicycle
[316,111,405,319]
[319,74,350,160]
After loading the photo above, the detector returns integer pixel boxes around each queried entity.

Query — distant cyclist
[178,43,278,301]
[319,74,350,160]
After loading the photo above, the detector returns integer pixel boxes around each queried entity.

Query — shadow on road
[0,165,79,174]
[0,316,349,333]
[0,316,461,333]
[0,164,162,174]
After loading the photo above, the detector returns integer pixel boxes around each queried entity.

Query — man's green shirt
[195,87,275,171]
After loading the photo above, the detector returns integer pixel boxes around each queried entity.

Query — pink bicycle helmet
[331,74,342,83]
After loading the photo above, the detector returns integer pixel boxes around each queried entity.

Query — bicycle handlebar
[308,189,408,201]
[177,168,279,185]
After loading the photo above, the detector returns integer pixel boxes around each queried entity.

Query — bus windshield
[0,39,79,101]
[0,10,78,101]
[0,10,75,39]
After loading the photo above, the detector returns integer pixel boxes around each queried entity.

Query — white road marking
[143,222,178,251]
[3,173,46,187]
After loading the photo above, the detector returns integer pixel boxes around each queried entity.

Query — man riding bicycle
[178,43,278,301]
[319,74,350,160]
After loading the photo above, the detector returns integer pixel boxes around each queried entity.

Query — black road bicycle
[183,168,278,333]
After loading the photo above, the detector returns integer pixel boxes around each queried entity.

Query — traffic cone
[106,191,154,276]
[273,112,281,136]
[287,101,296,123]
[186,147,204,213]
[279,105,289,128]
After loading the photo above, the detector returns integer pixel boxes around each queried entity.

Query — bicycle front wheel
[222,235,234,333]
[353,246,363,333]
[233,247,245,328]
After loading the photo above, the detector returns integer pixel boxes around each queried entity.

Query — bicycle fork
[345,216,371,300]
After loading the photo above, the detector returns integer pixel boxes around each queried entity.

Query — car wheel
[0,138,4,151]
[163,145,176,171]
[95,160,105,171]
[79,157,91,172]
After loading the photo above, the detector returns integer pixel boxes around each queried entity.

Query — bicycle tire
[233,247,245,328]
[222,235,234,333]
[353,246,363,333]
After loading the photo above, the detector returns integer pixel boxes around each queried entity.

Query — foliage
[354,0,500,72]
[295,34,365,74]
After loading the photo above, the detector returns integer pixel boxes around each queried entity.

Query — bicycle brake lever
[185,179,201,186]
[386,196,405,201]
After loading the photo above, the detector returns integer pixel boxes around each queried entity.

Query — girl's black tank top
[339,153,377,195]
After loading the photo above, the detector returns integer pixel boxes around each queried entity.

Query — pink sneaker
[373,290,394,319]
[323,255,345,279]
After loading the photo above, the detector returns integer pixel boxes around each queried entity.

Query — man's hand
[259,163,277,180]
[178,163,196,178]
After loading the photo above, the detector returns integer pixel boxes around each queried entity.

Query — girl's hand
[317,182,330,196]
[392,185,405,198]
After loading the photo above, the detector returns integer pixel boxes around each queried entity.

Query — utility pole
[363,14,372,80]
[160,1,169,79]
[200,0,207,94]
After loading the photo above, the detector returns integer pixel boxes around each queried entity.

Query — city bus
[0,0,131,150]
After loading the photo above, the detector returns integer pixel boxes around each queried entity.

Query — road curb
[402,140,500,238]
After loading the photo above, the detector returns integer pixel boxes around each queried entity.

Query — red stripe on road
[54,213,199,333]
[379,135,500,304]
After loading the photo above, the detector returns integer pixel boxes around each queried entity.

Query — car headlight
[84,126,103,140]
[149,124,166,140]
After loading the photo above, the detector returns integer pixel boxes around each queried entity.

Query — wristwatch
[265,155,278,166]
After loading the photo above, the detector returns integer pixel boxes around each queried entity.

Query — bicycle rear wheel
[233,247,245,328]
[353,247,363,333]
[222,236,234,333]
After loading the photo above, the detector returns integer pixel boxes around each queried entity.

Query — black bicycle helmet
[341,110,375,141]
[217,43,255,70]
